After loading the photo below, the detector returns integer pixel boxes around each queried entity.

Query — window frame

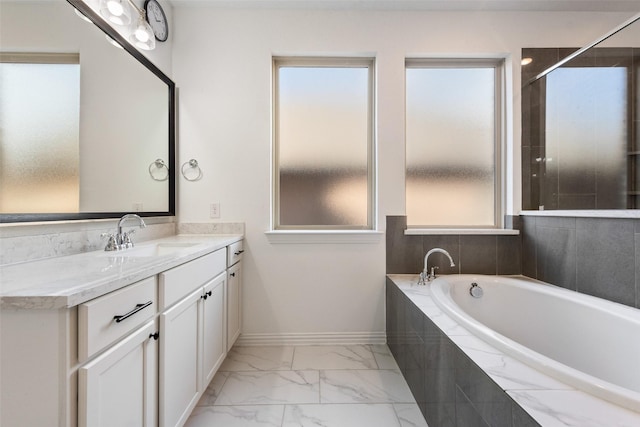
[272,56,377,231]
[405,57,506,229]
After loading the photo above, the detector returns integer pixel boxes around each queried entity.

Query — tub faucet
[418,248,455,285]
[103,214,146,251]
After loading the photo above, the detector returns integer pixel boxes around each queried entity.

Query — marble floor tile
[371,344,400,370]
[320,369,415,404]
[220,345,295,371]
[292,345,377,370]
[196,371,229,406]
[185,405,285,427]
[282,403,402,427]
[214,370,320,405]
[394,403,429,427]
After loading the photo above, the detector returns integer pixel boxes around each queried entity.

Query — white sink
[101,242,200,257]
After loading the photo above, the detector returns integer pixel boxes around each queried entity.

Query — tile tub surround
[521,215,640,309]
[186,344,427,427]
[386,275,640,427]
[386,216,522,276]
[0,234,242,309]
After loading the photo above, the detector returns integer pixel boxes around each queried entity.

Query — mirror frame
[0,0,176,223]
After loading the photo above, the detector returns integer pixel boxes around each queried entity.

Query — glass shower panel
[406,67,496,227]
[545,67,627,209]
[0,62,80,213]
[277,66,370,228]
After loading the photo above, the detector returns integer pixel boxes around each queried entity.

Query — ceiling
[167,0,640,12]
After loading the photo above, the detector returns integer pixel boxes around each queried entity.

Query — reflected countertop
[0,234,242,310]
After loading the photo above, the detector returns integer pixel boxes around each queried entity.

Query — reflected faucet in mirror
[418,248,456,285]
[102,214,146,251]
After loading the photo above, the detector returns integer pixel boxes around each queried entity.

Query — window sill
[405,228,519,236]
[520,210,640,219]
[265,230,384,244]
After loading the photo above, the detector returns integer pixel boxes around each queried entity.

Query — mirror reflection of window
[0,54,80,213]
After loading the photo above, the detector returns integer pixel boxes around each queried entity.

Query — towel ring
[181,159,203,181]
[148,159,169,181]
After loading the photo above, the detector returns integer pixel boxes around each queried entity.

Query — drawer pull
[234,250,245,255]
[149,332,160,341]
[113,301,153,323]
[201,290,213,300]
[230,272,236,277]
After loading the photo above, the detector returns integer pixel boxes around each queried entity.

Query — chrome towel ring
[148,158,169,181]
[181,159,203,181]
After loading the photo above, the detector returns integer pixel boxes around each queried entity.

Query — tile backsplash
[385,216,522,276]
[0,219,176,265]
[522,215,640,309]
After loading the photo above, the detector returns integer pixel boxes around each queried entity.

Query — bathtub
[430,274,640,413]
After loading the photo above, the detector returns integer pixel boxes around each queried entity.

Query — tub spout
[418,248,455,285]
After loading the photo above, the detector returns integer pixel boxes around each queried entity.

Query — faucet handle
[122,229,136,248]
[101,232,119,251]
[428,266,439,280]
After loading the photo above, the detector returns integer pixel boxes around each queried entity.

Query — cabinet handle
[113,301,153,323]
[234,250,244,255]
[149,332,160,341]
[230,272,236,277]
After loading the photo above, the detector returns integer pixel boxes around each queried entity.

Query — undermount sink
[101,242,200,257]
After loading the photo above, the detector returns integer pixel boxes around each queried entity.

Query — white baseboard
[235,331,387,346]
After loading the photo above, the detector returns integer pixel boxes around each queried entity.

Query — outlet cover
[210,203,220,219]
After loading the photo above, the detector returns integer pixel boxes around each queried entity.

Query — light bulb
[100,0,131,26]
[129,14,156,50]
[107,1,124,16]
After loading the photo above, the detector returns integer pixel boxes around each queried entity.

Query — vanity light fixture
[521,57,533,66]
[99,0,156,51]
[130,9,156,50]
[99,0,132,26]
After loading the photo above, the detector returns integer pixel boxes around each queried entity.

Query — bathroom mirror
[0,0,175,223]
[521,13,640,211]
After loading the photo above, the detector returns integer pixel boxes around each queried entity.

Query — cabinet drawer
[227,240,244,267]
[159,249,226,310]
[79,276,157,361]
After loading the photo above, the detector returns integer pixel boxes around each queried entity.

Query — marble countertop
[387,274,640,427]
[0,234,242,310]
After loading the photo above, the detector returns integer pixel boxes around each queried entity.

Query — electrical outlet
[210,203,220,219]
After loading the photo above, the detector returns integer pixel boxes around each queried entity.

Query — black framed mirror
[0,0,175,223]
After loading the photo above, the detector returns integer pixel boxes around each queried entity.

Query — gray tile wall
[386,214,640,309]
[522,215,640,309]
[386,216,521,276]
[386,279,540,427]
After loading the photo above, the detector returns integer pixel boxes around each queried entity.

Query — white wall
[172,7,634,342]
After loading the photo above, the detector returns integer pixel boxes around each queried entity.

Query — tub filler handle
[470,282,484,298]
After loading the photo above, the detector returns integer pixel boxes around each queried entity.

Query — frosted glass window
[545,67,627,209]
[0,58,80,213]
[274,58,374,229]
[406,60,502,227]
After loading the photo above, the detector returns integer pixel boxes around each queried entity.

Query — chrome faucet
[102,214,146,251]
[418,248,455,285]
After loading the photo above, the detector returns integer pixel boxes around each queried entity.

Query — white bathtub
[430,274,640,413]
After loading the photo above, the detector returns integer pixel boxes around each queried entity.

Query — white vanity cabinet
[158,249,227,427]
[227,240,244,349]
[77,276,159,427]
[78,320,158,427]
[0,236,243,427]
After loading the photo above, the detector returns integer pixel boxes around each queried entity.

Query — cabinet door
[201,272,227,388]
[227,261,242,349]
[159,288,201,427]
[78,320,157,427]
